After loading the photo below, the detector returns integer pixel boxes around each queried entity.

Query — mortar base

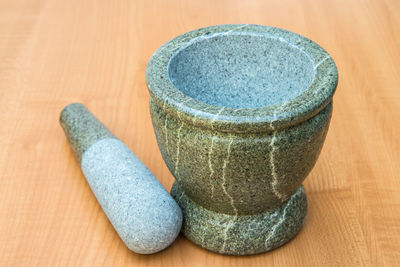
[171,182,307,255]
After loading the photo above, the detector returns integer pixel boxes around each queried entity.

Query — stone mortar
[145,24,338,255]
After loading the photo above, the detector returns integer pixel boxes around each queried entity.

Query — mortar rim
[146,24,338,133]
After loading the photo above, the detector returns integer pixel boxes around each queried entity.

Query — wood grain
[0,0,399,266]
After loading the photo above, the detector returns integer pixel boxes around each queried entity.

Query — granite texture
[171,182,307,255]
[151,99,331,215]
[60,103,183,254]
[60,103,115,163]
[146,24,338,255]
[168,33,315,108]
[81,138,182,254]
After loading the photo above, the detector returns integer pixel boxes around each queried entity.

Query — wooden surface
[1,0,399,266]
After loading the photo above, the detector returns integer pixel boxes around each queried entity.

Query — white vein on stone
[222,138,237,215]
[221,218,236,253]
[171,24,250,59]
[276,36,314,64]
[162,91,180,109]
[269,108,286,201]
[176,33,211,49]
[208,136,217,199]
[192,109,202,123]
[269,130,286,201]
[264,197,291,249]
[177,191,185,203]
[164,114,170,155]
[163,93,191,158]
[175,97,191,120]
[192,106,210,124]
[314,54,331,70]
[162,91,181,156]
[174,122,184,175]
[220,138,237,253]
[211,107,225,130]
[221,24,249,36]
[162,95,168,110]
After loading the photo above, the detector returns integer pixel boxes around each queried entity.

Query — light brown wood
[1,0,399,265]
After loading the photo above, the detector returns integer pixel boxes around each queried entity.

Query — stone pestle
[60,103,182,254]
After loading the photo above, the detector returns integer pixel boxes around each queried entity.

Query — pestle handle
[60,103,115,163]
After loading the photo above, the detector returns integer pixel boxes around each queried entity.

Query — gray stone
[171,182,307,255]
[60,103,182,254]
[146,24,338,255]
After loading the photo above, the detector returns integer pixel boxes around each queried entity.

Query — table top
[1,0,399,266]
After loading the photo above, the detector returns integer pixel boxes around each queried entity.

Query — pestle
[59,103,182,254]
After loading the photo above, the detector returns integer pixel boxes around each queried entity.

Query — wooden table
[1,0,399,265]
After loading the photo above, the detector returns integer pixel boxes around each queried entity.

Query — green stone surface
[146,24,338,255]
[171,182,307,255]
[60,103,115,163]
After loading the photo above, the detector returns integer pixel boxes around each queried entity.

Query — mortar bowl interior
[168,33,315,109]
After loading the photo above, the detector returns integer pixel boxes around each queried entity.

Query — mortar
[146,24,338,255]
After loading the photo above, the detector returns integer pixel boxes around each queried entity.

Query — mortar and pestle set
[60,24,337,255]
